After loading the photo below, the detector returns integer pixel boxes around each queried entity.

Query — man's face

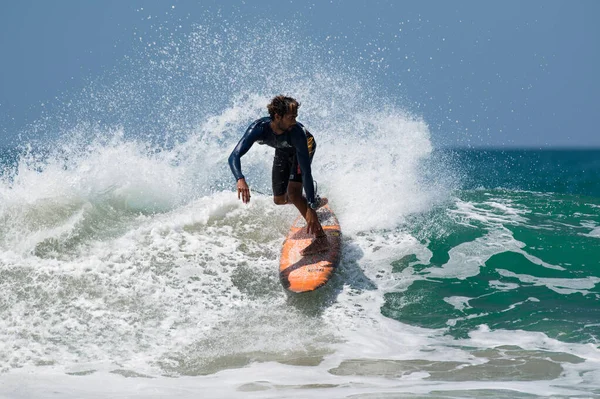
[276,110,297,132]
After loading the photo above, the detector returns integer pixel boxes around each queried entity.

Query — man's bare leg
[280,182,328,255]
[273,182,308,213]
[285,181,308,216]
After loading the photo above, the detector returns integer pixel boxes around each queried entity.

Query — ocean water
[1,20,600,399]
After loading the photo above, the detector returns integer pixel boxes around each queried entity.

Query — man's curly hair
[267,95,300,119]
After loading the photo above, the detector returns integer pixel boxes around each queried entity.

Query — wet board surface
[279,203,342,293]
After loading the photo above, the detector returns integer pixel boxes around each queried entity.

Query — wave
[1,18,452,256]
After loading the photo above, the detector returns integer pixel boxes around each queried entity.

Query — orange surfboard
[279,203,342,293]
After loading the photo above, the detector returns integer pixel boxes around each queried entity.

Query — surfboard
[279,202,342,293]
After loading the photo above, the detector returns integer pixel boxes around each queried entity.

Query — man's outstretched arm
[228,121,262,202]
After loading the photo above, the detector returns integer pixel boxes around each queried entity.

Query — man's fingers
[241,189,250,203]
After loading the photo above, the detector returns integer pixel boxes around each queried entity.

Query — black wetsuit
[228,117,317,205]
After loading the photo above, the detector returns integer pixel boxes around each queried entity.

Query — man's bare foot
[301,234,329,256]
[316,197,328,209]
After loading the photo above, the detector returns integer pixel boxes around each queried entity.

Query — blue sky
[1,0,599,148]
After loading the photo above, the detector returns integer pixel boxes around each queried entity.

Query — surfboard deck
[279,203,342,293]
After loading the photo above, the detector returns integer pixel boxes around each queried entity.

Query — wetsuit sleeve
[289,126,316,204]
[228,121,262,181]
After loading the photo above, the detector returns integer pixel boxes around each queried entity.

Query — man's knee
[273,195,287,205]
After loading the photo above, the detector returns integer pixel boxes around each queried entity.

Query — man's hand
[305,207,322,235]
[237,178,251,203]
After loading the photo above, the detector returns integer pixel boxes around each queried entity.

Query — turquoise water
[388,149,600,345]
[392,183,600,344]
[449,149,600,197]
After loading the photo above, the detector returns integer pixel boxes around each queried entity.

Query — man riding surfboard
[228,95,328,255]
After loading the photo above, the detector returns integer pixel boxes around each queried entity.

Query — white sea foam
[422,226,564,280]
[444,295,473,311]
[580,221,600,238]
[584,227,600,238]
[497,269,600,296]
[449,198,530,228]
[0,29,443,393]
[489,280,520,291]
[3,315,600,398]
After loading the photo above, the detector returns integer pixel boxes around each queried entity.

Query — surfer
[228,95,328,255]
